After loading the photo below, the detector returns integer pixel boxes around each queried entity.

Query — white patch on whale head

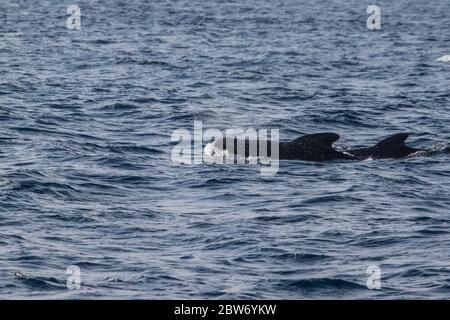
[204,141,231,162]
[204,140,275,166]
[203,141,215,157]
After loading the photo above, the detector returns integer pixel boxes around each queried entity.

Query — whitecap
[436,55,450,62]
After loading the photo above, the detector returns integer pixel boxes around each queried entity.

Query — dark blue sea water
[1,0,450,299]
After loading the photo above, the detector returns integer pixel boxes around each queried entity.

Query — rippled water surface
[1,0,450,299]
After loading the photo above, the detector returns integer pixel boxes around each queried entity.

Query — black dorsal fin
[376,133,409,148]
[291,133,340,147]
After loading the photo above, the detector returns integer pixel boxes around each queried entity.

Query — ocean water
[1,0,450,299]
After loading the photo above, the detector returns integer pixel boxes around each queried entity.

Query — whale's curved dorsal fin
[291,133,340,147]
[376,133,409,148]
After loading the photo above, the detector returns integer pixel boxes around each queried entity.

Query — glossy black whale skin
[212,133,420,161]
[346,133,420,160]
[279,133,354,161]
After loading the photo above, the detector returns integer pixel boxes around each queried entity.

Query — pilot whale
[212,132,424,161]
[345,133,421,160]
